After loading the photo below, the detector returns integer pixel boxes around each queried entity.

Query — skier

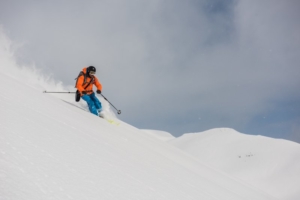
[75,66,103,117]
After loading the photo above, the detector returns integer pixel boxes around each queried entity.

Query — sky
[0,0,299,142]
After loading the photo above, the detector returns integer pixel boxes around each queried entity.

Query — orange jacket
[76,67,102,95]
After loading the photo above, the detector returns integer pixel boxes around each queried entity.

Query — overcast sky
[1,0,299,142]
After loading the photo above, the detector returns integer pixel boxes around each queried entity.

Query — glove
[96,90,101,94]
[82,91,87,95]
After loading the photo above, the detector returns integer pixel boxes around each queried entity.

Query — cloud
[0,0,299,140]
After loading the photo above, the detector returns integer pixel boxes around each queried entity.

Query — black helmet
[87,66,96,74]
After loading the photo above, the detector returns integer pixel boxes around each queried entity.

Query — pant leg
[90,93,102,111]
[81,94,98,116]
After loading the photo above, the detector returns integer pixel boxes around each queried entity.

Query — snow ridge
[170,128,300,200]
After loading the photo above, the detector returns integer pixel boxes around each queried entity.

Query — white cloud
[0,0,299,138]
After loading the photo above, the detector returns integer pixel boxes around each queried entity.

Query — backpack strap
[83,76,94,89]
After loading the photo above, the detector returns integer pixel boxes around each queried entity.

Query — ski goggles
[89,71,96,75]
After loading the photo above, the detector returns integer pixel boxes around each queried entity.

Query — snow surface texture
[0,30,277,199]
[169,128,300,200]
[0,74,277,200]
[141,129,175,141]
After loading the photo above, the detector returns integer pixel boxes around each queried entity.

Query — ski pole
[43,91,76,93]
[44,91,122,115]
[100,94,122,115]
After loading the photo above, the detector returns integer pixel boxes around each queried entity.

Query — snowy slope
[170,128,300,200]
[0,30,277,199]
[141,129,175,141]
[0,64,277,199]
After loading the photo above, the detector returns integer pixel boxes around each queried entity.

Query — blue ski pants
[81,93,102,116]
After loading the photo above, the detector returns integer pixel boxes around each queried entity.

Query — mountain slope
[141,129,175,141]
[0,72,277,199]
[170,128,300,200]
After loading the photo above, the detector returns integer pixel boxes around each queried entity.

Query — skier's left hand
[96,90,101,94]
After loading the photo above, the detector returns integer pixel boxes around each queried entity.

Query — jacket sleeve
[94,77,103,91]
[76,75,85,92]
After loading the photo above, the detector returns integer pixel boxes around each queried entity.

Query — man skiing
[75,66,103,117]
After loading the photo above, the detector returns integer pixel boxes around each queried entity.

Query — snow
[0,29,295,200]
[0,72,278,200]
[141,129,175,141]
[170,128,300,200]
